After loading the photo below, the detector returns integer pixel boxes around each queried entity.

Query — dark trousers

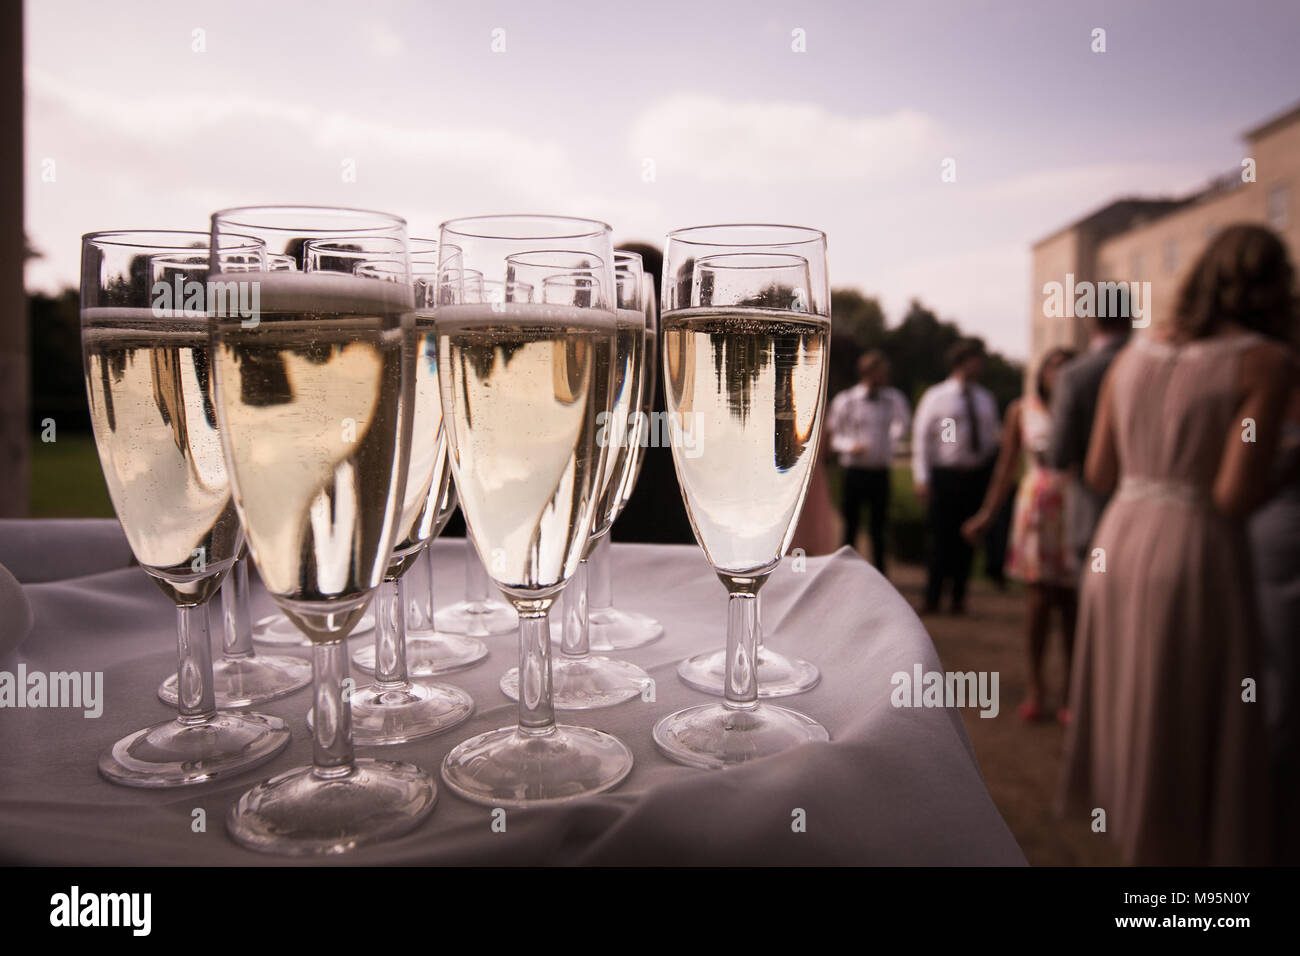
[925,462,993,611]
[842,467,891,572]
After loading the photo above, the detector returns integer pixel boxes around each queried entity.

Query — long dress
[1059,333,1270,866]
[1005,396,1076,588]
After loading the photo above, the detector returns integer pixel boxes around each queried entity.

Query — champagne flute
[81,230,290,786]
[500,250,650,707]
[653,225,831,769]
[212,206,434,854]
[585,267,664,650]
[349,252,489,678]
[293,243,474,744]
[435,216,633,805]
[672,244,821,697]
[146,252,312,707]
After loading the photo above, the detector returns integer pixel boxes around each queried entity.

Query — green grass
[29,434,115,518]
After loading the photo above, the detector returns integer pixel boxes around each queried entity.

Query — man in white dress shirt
[827,351,911,573]
[911,339,1002,614]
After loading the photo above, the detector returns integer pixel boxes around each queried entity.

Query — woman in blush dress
[1059,224,1296,866]
[963,347,1077,724]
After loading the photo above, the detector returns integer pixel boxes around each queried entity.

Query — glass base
[653,702,829,770]
[157,654,312,708]
[226,758,436,856]
[253,611,373,648]
[98,712,290,788]
[441,725,633,807]
[434,599,517,637]
[556,607,664,651]
[351,630,488,677]
[307,680,474,746]
[499,655,651,710]
[677,645,821,698]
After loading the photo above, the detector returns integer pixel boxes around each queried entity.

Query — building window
[1269,184,1289,231]
[1163,239,1177,274]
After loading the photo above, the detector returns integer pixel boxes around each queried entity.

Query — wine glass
[81,230,291,786]
[212,206,435,854]
[435,216,633,805]
[672,241,821,697]
[348,249,490,678]
[292,243,475,744]
[585,267,664,650]
[653,225,832,769]
[500,250,650,707]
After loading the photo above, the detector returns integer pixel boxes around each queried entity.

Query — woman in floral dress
[963,347,1077,722]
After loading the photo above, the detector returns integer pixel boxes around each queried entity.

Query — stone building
[1029,100,1299,363]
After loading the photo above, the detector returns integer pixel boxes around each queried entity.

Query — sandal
[1017,699,1044,722]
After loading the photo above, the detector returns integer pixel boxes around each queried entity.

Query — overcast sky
[24,0,1300,357]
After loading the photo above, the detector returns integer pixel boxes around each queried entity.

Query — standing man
[827,351,911,573]
[912,338,1002,615]
[1046,305,1131,574]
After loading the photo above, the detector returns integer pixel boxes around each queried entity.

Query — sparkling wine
[590,309,644,537]
[615,325,657,515]
[83,308,243,605]
[211,272,414,641]
[437,302,615,596]
[661,307,829,574]
[386,313,451,576]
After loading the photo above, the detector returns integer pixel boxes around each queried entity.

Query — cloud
[366,23,405,59]
[628,94,939,185]
[24,70,652,290]
[977,161,1212,241]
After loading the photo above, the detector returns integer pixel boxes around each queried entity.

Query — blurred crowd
[813,223,1299,866]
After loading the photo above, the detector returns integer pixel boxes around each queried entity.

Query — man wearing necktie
[911,339,1002,614]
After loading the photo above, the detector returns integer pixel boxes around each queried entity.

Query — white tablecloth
[0,519,1024,865]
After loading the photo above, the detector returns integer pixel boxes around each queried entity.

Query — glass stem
[589,534,613,611]
[723,591,761,712]
[219,555,255,660]
[175,602,217,725]
[312,641,355,775]
[406,546,434,632]
[373,577,409,689]
[466,539,491,604]
[517,606,557,736]
[561,558,590,660]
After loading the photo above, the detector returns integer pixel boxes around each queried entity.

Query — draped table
[0,519,1024,865]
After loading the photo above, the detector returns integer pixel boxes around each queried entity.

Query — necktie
[866,387,878,402]
[963,385,983,456]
